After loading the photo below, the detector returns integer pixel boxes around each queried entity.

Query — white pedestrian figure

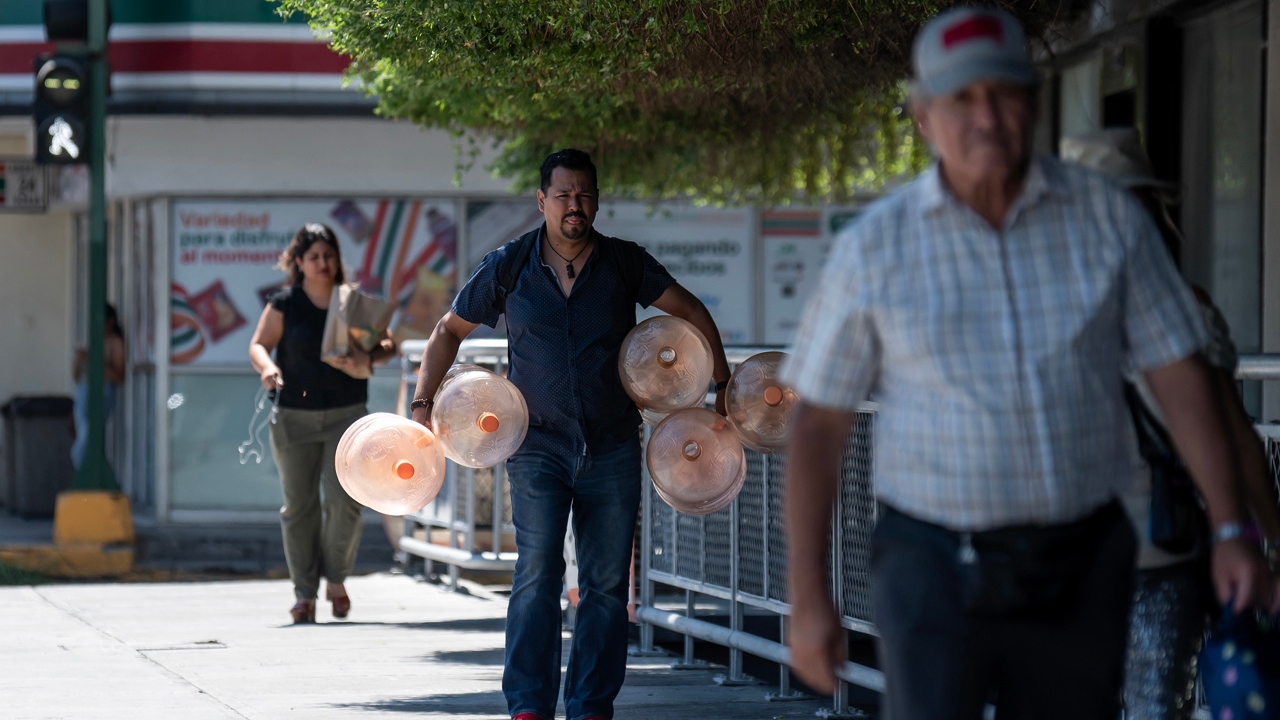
[48,117,80,159]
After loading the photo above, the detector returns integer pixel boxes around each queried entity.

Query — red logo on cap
[942,15,1005,50]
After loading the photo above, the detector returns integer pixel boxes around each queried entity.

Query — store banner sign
[171,198,457,366]
[0,160,47,211]
[597,202,754,345]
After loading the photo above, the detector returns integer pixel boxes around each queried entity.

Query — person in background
[71,302,126,470]
[1061,127,1280,720]
[410,148,730,720]
[248,223,395,624]
[782,8,1273,720]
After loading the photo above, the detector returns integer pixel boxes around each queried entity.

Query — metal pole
[669,587,709,669]
[74,0,117,491]
[630,437,667,657]
[492,463,504,556]
[829,465,850,717]
[716,495,756,686]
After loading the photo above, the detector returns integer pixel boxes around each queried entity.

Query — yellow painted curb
[0,542,133,578]
[53,490,135,545]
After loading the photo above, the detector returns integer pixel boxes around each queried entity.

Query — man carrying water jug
[411,148,731,720]
[780,7,1275,720]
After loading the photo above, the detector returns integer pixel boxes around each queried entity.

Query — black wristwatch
[410,398,434,411]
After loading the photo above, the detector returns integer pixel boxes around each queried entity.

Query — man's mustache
[564,212,587,220]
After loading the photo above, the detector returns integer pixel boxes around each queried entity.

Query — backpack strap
[495,225,541,312]
[1123,381,1178,464]
[610,234,646,305]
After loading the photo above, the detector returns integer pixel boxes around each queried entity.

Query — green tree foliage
[274,1,1063,204]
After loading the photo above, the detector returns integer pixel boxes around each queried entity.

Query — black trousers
[870,503,1136,720]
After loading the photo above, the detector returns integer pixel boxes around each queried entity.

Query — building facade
[5,0,1272,527]
[0,1,861,525]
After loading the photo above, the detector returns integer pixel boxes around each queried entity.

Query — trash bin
[1,395,75,519]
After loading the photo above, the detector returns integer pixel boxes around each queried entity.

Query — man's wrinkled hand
[787,596,845,695]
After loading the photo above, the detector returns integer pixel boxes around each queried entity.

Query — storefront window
[165,197,460,512]
[1182,0,1264,413]
[168,370,401,511]
[1059,54,1102,140]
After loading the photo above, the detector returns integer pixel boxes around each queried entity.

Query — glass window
[1182,0,1264,412]
[1059,54,1102,140]
[168,369,403,511]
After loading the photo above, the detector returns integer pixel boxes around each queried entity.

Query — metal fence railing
[397,339,1280,717]
[397,339,516,590]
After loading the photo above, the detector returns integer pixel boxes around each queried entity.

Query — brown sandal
[326,585,350,619]
[289,599,316,624]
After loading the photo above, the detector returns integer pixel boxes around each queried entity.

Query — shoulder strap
[496,226,541,309]
[1123,382,1179,464]
[611,235,645,304]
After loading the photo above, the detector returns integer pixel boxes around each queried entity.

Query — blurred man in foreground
[782,8,1273,719]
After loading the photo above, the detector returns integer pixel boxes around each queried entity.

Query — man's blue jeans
[502,439,641,720]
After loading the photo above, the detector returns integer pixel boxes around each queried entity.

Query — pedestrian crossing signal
[33,55,89,165]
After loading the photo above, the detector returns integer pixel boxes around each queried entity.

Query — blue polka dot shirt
[452,225,676,456]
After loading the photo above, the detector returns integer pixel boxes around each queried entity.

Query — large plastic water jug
[646,407,746,516]
[432,364,529,468]
[335,412,446,515]
[725,351,797,454]
[619,316,714,422]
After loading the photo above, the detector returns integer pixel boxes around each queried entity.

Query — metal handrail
[1236,354,1280,381]
[398,338,787,366]
[404,340,1280,384]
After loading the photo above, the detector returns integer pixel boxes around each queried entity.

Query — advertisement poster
[463,199,544,339]
[762,206,863,346]
[597,202,754,344]
[466,198,544,269]
[171,198,458,366]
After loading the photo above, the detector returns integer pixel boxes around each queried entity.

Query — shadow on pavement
[327,689,507,714]
[287,616,506,632]
[425,647,506,665]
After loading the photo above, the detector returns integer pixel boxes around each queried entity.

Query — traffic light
[33,54,89,164]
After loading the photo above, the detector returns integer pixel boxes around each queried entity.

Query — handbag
[1123,382,1208,554]
[1200,606,1280,718]
[320,284,396,379]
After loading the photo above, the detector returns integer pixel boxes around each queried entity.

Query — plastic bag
[1200,605,1280,719]
[320,284,395,379]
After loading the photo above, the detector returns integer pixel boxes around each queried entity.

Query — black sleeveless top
[269,284,367,410]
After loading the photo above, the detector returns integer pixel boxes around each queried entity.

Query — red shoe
[512,714,542,720]
[326,584,350,619]
[289,599,315,624]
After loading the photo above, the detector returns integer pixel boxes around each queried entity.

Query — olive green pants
[269,403,367,601]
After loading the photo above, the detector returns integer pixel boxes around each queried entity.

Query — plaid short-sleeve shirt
[782,156,1207,530]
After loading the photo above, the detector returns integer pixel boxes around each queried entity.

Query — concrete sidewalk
[0,572,832,719]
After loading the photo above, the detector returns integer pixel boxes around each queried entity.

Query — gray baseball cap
[912,7,1039,97]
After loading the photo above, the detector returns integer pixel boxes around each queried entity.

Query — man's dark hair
[540,149,597,191]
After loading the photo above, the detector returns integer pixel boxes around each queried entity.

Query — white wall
[105,116,517,198]
[0,211,75,402]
